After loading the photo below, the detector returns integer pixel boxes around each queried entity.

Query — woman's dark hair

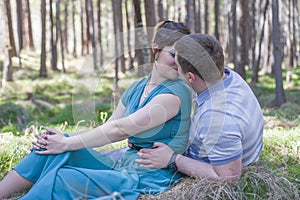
[150,21,190,63]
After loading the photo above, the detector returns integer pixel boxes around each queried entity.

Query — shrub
[0,103,33,130]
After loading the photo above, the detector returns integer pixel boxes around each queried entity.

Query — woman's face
[155,46,179,80]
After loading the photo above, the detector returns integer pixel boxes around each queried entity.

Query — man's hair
[175,34,224,83]
[151,21,191,62]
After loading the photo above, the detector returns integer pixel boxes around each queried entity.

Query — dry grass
[139,163,299,200]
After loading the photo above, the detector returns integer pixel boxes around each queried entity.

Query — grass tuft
[139,163,299,200]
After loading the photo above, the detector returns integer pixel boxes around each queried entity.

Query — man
[135,34,264,180]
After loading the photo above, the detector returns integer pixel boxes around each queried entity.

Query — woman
[0,21,191,200]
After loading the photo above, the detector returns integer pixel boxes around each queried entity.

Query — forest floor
[0,54,299,199]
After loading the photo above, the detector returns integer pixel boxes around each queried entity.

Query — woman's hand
[33,127,68,155]
[135,142,173,169]
[35,133,68,155]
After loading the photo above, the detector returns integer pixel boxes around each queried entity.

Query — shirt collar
[195,67,232,106]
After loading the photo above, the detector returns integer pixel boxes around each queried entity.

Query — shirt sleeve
[200,110,243,166]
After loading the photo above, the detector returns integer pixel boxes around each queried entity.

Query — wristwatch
[167,152,178,172]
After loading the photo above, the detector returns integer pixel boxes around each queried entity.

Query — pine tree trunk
[115,0,126,73]
[251,0,258,84]
[158,0,164,21]
[87,0,97,71]
[133,0,145,76]
[50,0,58,71]
[72,0,77,58]
[185,0,195,32]
[25,0,34,50]
[231,0,238,71]
[80,0,85,55]
[214,0,220,40]
[16,0,24,52]
[204,0,209,33]
[195,0,202,33]
[85,0,90,54]
[177,0,181,21]
[272,0,285,106]
[2,46,13,85]
[40,0,47,78]
[125,0,134,69]
[63,0,69,54]
[253,0,269,81]
[291,0,297,68]
[238,0,250,80]
[57,0,66,73]
[97,0,103,65]
[3,0,17,57]
[144,0,156,43]
[112,0,119,88]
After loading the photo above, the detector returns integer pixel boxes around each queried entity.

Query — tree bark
[16,0,24,52]
[72,0,77,58]
[115,0,126,73]
[3,0,17,57]
[50,0,58,71]
[125,0,134,69]
[80,0,84,55]
[40,0,47,78]
[158,0,164,21]
[144,0,156,44]
[57,0,66,73]
[25,0,34,50]
[63,0,69,54]
[272,0,285,106]
[204,0,209,33]
[2,46,13,85]
[185,0,195,32]
[112,0,119,88]
[195,0,201,33]
[214,0,220,40]
[133,0,145,76]
[97,0,103,65]
[238,0,250,80]
[231,0,238,71]
[87,0,97,70]
[85,0,90,54]
[252,0,269,83]
[251,0,258,83]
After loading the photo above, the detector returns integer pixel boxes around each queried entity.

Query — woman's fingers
[32,141,46,150]
[45,127,61,135]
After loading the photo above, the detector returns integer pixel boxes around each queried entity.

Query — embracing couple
[0,20,263,200]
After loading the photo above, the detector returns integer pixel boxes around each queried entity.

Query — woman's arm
[36,94,180,154]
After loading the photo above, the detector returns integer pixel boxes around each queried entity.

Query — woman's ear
[152,43,159,56]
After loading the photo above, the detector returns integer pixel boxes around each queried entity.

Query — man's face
[175,54,193,88]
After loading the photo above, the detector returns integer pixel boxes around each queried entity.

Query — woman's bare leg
[0,170,33,199]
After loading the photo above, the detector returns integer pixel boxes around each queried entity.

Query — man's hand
[135,142,174,169]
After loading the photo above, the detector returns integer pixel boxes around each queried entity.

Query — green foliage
[1,124,20,136]
[0,103,33,130]
[33,80,73,104]
[0,134,31,178]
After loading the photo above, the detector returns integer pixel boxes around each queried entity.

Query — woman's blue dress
[14,76,192,200]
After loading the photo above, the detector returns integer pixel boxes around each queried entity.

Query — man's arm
[136,142,242,181]
[175,154,242,180]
